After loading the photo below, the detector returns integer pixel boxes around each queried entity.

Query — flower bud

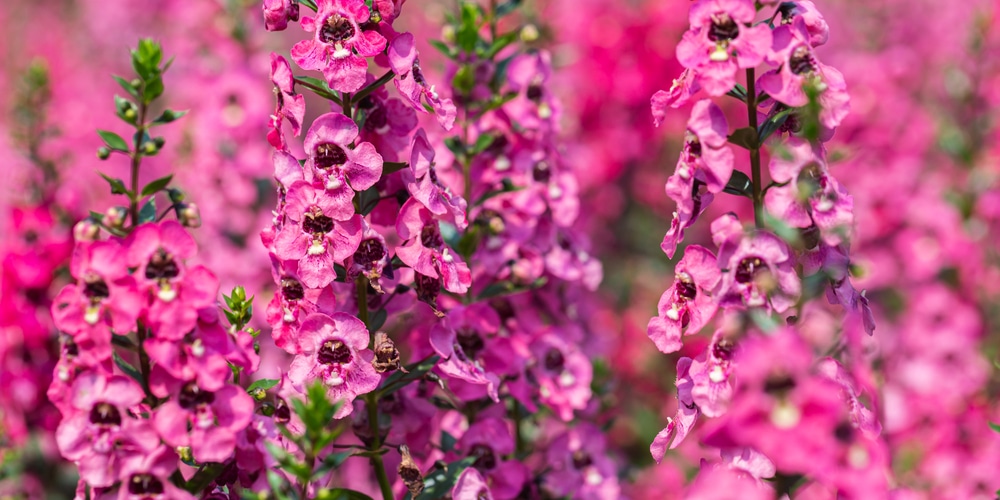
[73,218,101,242]
[142,140,160,155]
[398,445,424,496]
[167,187,186,203]
[97,147,111,160]
[520,24,540,43]
[178,203,202,228]
[372,332,403,373]
[103,206,127,229]
[441,25,456,43]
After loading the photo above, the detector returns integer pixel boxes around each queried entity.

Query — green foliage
[223,285,255,330]
[140,174,173,197]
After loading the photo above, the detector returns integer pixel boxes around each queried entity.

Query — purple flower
[268,53,306,150]
[651,68,703,123]
[303,112,384,200]
[689,332,737,417]
[152,379,254,463]
[287,312,380,418]
[457,418,529,500]
[404,129,468,228]
[529,332,592,421]
[355,77,418,162]
[345,219,392,293]
[388,33,458,130]
[676,0,773,96]
[712,215,801,312]
[650,357,700,462]
[291,0,387,92]
[395,198,472,294]
[777,0,829,47]
[543,423,620,499]
[429,318,501,403]
[116,445,196,500]
[452,468,494,500]
[647,245,721,353]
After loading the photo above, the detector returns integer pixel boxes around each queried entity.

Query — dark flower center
[128,474,165,495]
[526,84,543,101]
[63,337,80,357]
[708,13,740,42]
[302,212,335,235]
[734,257,765,284]
[764,374,797,394]
[314,143,349,170]
[319,15,356,44]
[420,223,444,248]
[274,398,291,423]
[89,402,122,426]
[178,382,215,410]
[281,278,305,301]
[145,248,180,280]
[676,278,697,301]
[544,348,565,371]
[354,239,386,268]
[685,132,702,159]
[83,276,111,300]
[412,61,427,86]
[456,329,485,360]
[572,450,593,469]
[712,339,734,361]
[789,46,816,75]
[414,273,440,305]
[834,421,855,443]
[468,443,497,470]
[318,339,352,365]
[532,161,552,182]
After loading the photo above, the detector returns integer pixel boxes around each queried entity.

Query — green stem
[136,325,154,406]
[366,393,394,500]
[352,71,395,106]
[342,92,353,120]
[746,68,764,229]
[294,77,342,104]
[129,99,148,225]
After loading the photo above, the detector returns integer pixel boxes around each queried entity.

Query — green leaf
[141,174,173,197]
[757,107,793,144]
[412,456,477,500]
[358,186,381,216]
[484,32,518,60]
[369,308,388,332]
[726,84,748,102]
[749,309,781,333]
[312,451,355,478]
[131,39,163,81]
[383,162,409,175]
[476,277,547,300]
[456,2,481,53]
[113,75,139,98]
[444,137,465,157]
[248,378,280,393]
[990,422,1000,433]
[152,109,188,126]
[323,488,373,500]
[441,431,457,452]
[113,352,144,386]
[139,197,157,224]
[379,356,440,398]
[144,76,165,104]
[99,173,130,195]
[470,133,496,155]
[494,0,522,18]
[428,40,455,60]
[727,127,758,150]
[97,129,129,151]
[184,463,225,493]
[722,170,753,198]
[299,0,318,11]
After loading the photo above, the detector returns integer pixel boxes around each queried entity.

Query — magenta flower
[651,68,702,123]
[268,53,306,150]
[505,51,559,131]
[51,240,141,362]
[758,17,849,129]
[764,138,854,246]
[650,357,700,462]
[151,377,254,463]
[529,332,592,421]
[457,418,529,500]
[689,332,737,417]
[647,245,721,353]
[346,219,392,293]
[777,0,829,47]
[684,465,774,500]
[355,78,418,162]
[290,0,386,92]
[303,112,383,199]
[676,0,773,96]
[395,198,472,294]
[273,184,363,288]
[429,318,501,403]
[287,312,380,418]
[660,190,715,260]
[404,129,468,228]
[712,216,801,312]
[55,372,159,487]
[452,468,494,500]
[144,314,239,393]
[263,0,299,31]
[802,244,875,336]
[388,33,458,130]
[265,259,337,353]
[543,423,620,499]
[720,447,776,480]
[116,445,196,500]
[126,221,219,340]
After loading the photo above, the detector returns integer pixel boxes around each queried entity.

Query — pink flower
[650,357,700,462]
[144,314,240,393]
[126,221,219,340]
[388,33,457,130]
[303,112,384,200]
[291,0,386,92]
[505,51,559,131]
[457,418,529,500]
[263,0,299,31]
[764,138,853,246]
[684,465,774,500]
[264,258,337,353]
[689,332,737,417]
[152,377,254,463]
[55,371,159,487]
[268,53,306,150]
[647,245,721,353]
[651,69,703,123]
[116,445,196,500]
[452,468,494,500]
[529,332,592,421]
[395,198,472,294]
[543,423,620,499]
[777,1,829,47]
[429,318,501,403]
[404,129,468,228]
[711,215,801,312]
[51,241,142,362]
[287,312,380,418]
[355,78,418,162]
[758,17,849,129]
[346,219,392,292]
[677,0,773,96]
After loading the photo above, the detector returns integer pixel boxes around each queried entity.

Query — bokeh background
[2,0,999,497]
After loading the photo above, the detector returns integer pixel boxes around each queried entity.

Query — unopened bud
[73,218,101,242]
[166,187,186,203]
[398,445,424,497]
[97,147,111,160]
[250,387,268,401]
[177,446,193,463]
[372,332,404,373]
[520,24,540,43]
[143,141,160,155]
[259,401,276,417]
[178,203,202,228]
[441,25,456,43]
[104,206,127,228]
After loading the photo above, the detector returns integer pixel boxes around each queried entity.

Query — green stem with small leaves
[129,100,148,225]
[746,68,764,229]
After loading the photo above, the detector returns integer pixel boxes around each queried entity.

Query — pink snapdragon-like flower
[287,312,380,418]
[429,318,501,403]
[268,53,306,150]
[529,332,592,421]
[346,220,392,292]
[676,0,773,96]
[116,445,196,500]
[689,332,737,417]
[395,198,472,294]
[758,17,849,130]
[505,51,560,131]
[355,78,418,162]
[263,0,300,31]
[764,138,853,246]
[388,33,458,130]
[802,244,875,336]
[720,447,776,480]
[544,423,620,499]
[684,465,774,500]
[151,377,254,463]
[452,468,494,500]
[405,129,468,227]
[650,357,700,462]
[711,215,801,312]
[291,0,387,92]
[777,1,829,47]
[303,112,384,200]
[647,245,720,353]
[145,313,242,393]
[55,372,159,487]
[51,240,141,362]
[126,221,219,340]
[651,68,703,121]
[265,259,337,352]
[457,418,529,500]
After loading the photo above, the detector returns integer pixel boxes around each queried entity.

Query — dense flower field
[1,0,998,498]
